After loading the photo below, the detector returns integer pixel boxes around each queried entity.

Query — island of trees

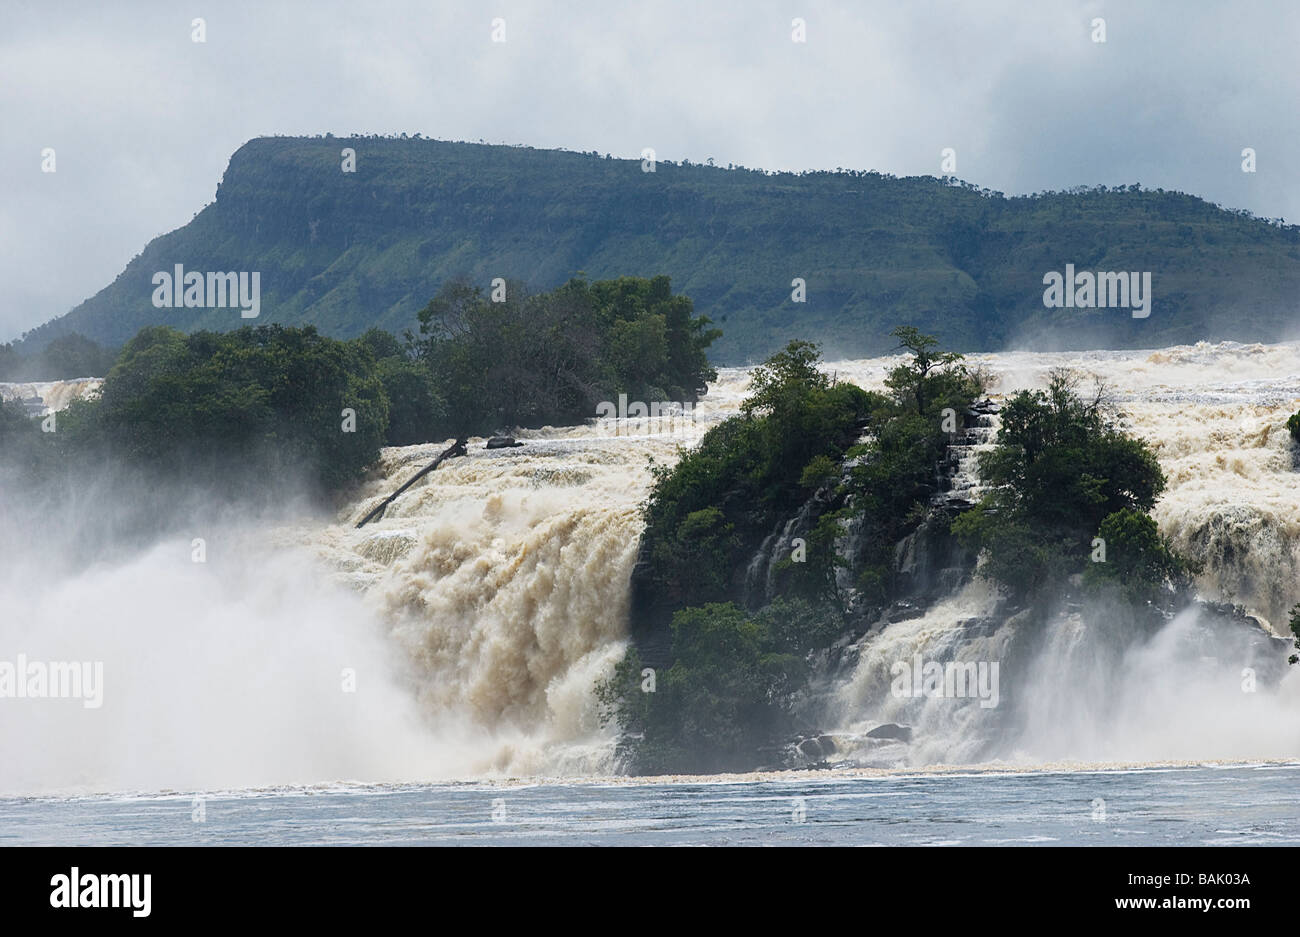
[599,329,1210,774]
[0,273,718,509]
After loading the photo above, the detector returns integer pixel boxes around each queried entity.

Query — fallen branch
[355,437,467,528]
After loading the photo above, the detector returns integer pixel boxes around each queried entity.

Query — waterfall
[3,340,1299,791]
[816,340,1300,768]
[314,339,1300,775]
[0,378,102,415]
[934,403,1000,508]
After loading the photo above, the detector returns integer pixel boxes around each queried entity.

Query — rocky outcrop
[866,723,913,742]
[631,402,996,667]
[786,733,841,767]
[742,485,835,609]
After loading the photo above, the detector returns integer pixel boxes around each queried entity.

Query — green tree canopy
[413,275,718,435]
[91,325,389,492]
[954,369,1182,601]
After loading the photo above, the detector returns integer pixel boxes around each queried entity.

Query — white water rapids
[2,340,1299,792]
[0,378,102,416]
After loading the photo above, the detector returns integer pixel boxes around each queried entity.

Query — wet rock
[886,601,926,623]
[866,723,913,742]
[485,436,524,449]
[957,617,1000,637]
[796,737,825,761]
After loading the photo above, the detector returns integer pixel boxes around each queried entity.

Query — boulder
[796,737,825,761]
[485,436,524,449]
[866,723,913,742]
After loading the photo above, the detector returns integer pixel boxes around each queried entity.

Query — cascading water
[3,340,1300,792]
[829,574,1013,766]
[314,340,1300,775]
[819,341,1300,768]
[1009,602,1300,763]
[309,432,692,777]
[0,378,103,415]
[935,404,1000,508]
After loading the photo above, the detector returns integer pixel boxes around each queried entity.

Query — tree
[608,330,984,772]
[375,357,446,446]
[0,333,116,382]
[92,325,389,493]
[598,601,811,774]
[741,339,828,420]
[413,275,717,435]
[36,333,116,379]
[0,397,51,486]
[0,343,22,381]
[1083,508,1195,603]
[886,326,966,415]
[639,340,870,612]
[356,329,447,446]
[953,369,1181,604]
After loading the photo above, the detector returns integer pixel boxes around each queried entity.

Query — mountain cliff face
[21,135,1300,363]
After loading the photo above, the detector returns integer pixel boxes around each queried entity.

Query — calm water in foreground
[3,763,1298,846]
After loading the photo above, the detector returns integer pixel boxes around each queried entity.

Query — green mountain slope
[21,136,1300,363]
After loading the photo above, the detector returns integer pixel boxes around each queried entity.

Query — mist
[0,445,465,794]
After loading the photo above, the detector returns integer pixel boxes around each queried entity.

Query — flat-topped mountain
[20,136,1300,363]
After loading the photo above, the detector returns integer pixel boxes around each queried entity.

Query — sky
[2,0,1297,342]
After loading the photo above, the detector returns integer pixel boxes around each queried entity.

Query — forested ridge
[17,135,1300,364]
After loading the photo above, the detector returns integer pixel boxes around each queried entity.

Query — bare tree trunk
[355,437,467,528]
